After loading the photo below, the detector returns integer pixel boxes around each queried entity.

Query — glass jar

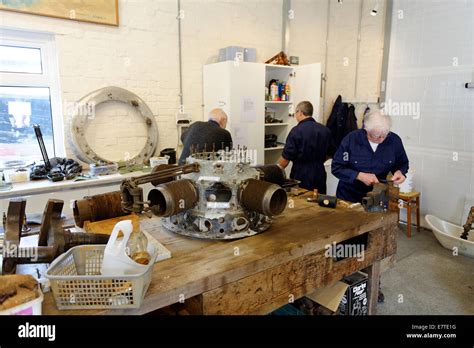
[126,229,151,265]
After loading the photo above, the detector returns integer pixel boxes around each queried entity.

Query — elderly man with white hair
[178,108,232,165]
[331,110,409,203]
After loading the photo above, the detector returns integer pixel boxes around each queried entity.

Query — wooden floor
[41,193,398,315]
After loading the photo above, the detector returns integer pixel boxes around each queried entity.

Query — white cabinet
[203,61,321,167]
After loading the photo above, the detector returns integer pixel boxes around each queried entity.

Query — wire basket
[45,245,155,310]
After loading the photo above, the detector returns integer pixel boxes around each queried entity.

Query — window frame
[0,28,65,159]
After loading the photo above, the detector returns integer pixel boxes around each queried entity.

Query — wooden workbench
[41,194,397,315]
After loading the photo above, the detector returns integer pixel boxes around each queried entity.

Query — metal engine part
[120,163,200,214]
[120,150,288,239]
[160,151,288,239]
[2,199,109,274]
[70,86,158,165]
[239,179,287,216]
[255,164,286,186]
[148,179,199,216]
[73,191,127,228]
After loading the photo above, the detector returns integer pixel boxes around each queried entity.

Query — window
[0,29,63,167]
[0,45,43,74]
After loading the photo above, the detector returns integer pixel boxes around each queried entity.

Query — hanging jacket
[326,95,347,149]
[326,95,359,149]
[346,104,358,135]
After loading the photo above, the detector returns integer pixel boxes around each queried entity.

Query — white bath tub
[425,214,474,258]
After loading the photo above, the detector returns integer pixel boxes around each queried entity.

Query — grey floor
[377,225,474,315]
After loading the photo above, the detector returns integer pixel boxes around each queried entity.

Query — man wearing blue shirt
[278,101,333,193]
[331,110,409,203]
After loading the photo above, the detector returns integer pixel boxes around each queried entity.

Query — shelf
[265,101,292,104]
[265,123,289,127]
[264,145,285,151]
[0,170,149,199]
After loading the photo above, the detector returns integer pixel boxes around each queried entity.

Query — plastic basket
[45,245,156,310]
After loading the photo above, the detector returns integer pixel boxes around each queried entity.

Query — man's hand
[278,157,290,169]
[356,172,379,186]
[392,170,406,185]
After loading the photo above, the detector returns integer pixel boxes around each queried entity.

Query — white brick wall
[387,0,474,224]
[324,0,386,122]
[0,0,283,161]
[0,0,385,161]
[288,0,386,123]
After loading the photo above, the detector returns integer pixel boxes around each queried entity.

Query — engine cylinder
[255,164,286,186]
[240,179,287,216]
[148,179,198,217]
[73,191,126,227]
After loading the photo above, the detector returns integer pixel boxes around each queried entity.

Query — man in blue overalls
[331,110,409,203]
[278,101,333,194]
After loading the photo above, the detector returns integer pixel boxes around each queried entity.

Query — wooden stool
[397,191,421,238]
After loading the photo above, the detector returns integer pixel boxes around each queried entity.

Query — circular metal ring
[70,86,158,164]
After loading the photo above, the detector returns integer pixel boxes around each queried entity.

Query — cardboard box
[338,272,368,315]
[218,46,256,62]
[306,271,368,316]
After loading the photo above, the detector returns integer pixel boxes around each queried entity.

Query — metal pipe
[148,179,199,217]
[150,163,178,186]
[240,179,287,216]
[66,231,110,247]
[322,0,331,122]
[177,0,184,108]
[380,0,394,103]
[131,163,199,185]
[73,191,126,228]
[354,0,364,98]
[282,0,291,53]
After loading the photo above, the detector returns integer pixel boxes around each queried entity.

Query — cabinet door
[229,62,265,164]
[291,63,322,122]
[203,62,232,121]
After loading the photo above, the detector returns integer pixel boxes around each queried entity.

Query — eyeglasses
[291,110,300,117]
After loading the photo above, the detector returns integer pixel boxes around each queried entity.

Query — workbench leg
[416,196,421,232]
[366,260,381,315]
[407,202,412,238]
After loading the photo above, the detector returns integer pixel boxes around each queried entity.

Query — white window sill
[0,171,147,199]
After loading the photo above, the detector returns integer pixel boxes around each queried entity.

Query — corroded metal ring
[70,86,158,164]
